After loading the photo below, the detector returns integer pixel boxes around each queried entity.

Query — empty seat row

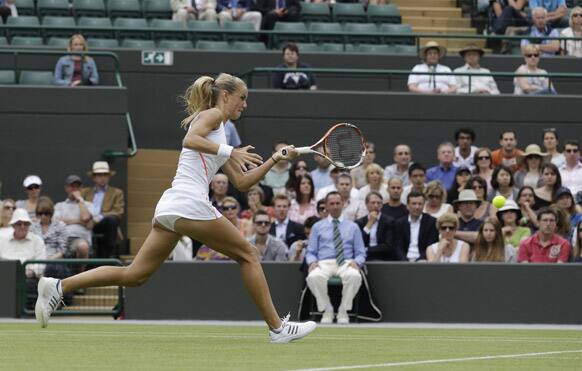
[0,70,54,85]
[301,3,401,24]
[13,0,172,19]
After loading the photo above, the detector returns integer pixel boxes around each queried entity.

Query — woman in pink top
[288,174,317,224]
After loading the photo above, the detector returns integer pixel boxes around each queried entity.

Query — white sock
[271,324,283,333]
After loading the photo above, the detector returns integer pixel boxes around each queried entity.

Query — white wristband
[217,144,233,158]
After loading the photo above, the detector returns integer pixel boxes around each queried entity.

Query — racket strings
[326,126,365,167]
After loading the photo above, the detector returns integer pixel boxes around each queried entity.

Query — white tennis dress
[154,122,230,230]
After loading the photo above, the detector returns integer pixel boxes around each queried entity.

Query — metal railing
[21,259,124,317]
[0,49,137,159]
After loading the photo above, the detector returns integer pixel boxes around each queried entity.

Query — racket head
[321,123,366,170]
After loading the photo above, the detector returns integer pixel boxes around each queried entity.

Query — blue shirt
[224,120,241,147]
[306,216,366,266]
[521,26,560,57]
[528,0,565,12]
[92,186,107,217]
[426,165,458,191]
[310,167,333,194]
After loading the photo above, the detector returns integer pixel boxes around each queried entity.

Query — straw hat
[453,189,480,204]
[518,144,548,164]
[458,44,485,57]
[87,161,116,176]
[419,41,447,59]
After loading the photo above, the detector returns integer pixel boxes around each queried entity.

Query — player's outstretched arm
[222,145,298,192]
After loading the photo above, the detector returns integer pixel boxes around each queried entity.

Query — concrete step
[128,206,155,223]
[399,6,461,18]
[413,26,477,34]
[128,163,177,179]
[130,149,180,165]
[128,191,163,207]
[61,305,115,312]
[403,16,470,28]
[391,0,456,8]
[72,295,118,307]
[127,177,171,193]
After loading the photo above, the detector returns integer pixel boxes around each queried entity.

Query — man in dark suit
[256,0,301,30]
[394,191,439,261]
[270,194,305,247]
[356,191,397,261]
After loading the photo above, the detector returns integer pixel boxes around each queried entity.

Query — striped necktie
[333,219,345,266]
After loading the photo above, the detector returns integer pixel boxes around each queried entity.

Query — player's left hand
[274,145,298,162]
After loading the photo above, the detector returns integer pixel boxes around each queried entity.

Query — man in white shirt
[454,44,500,95]
[336,173,366,221]
[401,163,427,204]
[408,41,456,94]
[559,140,582,195]
[384,144,412,186]
[310,150,334,195]
[453,128,479,170]
[262,140,292,194]
[316,168,359,201]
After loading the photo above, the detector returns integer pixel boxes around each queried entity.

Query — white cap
[23,175,42,188]
[9,208,32,225]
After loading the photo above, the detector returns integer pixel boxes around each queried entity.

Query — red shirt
[491,148,524,173]
[517,233,571,263]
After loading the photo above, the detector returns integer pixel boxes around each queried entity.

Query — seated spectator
[542,128,565,167]
[217,0,262,31]
[423,181,453,219]
[272,43,317,90]
[270,194,305,247]
[169,236,194,261]
[497,200,531,249]
[534,163,562,210]
[473,147,494,188]
[0,0,16,23]
[54,35,99,87]
[572,220,582,262]
[454,45,500,95]
[16,175,43,223]
[426,213,470,263]
[465,176,497,221]
[224,119,242,147]
[400,163,427,204]
[284,159,309,199]
[356,191,396,261]
[394,191,439,261]
[171,0,217,22]
[491,0,528,35]
[384,144,412,187]
[288,174,318,225]
[561,7,582,57]
[426,142,458,191]
[351,142,376,189]
[559,140,582,196]
[305,192,365,324]
[517,186,539,229]
[310,150,334,195]
[81,161,124,258]
[381,177,409,221]
[518,207,571,263]
[447,166,472,205]
[240,184,274,220]
[316,199,327,219]
[249,210,288,261]
[262,140,291,195]
[488,165,519,202]
[357,163,388,202]
[408,41,456,94]
[514,45,557,95]
[257,0,300,30]
[289,215,319,262]
[514,144,547,189]
[336,173,366,221]
[528,0,568,28]
[53,175,92,264]
[453,128,479,171]
[453,189,483,244]
[472,217,516,263]
[0,199,15,238]
[210,173,229,209]
[491,130,524,173]
[554,187,582,241]
[316,168,359,202]
[520,7,560,56]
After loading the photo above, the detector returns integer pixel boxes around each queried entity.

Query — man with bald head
[210,173,229,209]
[384,144,412,186]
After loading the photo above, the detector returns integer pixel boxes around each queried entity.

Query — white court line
[289,349,582,371]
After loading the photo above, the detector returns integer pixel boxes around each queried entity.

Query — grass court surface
[1,321,582,370]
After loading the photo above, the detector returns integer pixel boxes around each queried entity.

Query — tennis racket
[281,123,366,170]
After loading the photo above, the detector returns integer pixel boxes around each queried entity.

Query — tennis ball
[492,195,506,209]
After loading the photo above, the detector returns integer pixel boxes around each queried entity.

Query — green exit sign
[141,50,174,66]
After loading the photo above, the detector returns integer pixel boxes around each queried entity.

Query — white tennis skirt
[153,187,222,231]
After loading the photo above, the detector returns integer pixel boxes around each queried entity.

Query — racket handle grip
[282,147,312,156]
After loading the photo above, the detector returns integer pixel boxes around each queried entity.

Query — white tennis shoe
[35,277,63,328]
[269,314,317,344]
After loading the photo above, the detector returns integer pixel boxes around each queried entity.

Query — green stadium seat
[355,43,392,53]
[121,38,156,48]
[300,3,331,23]
[78,17,114,38]
[10,36,44,46]
[87,37,120,48]
[19,70,54,85]
[149,19,187,40]
[379,23,414,44]
[46,36,71,48]
[230,41,266,51]
[108,0,143,18]
[157,39,194,49]
[7,16,41,37]
[0,70,16,84]
[344,22,379,44]
[0,36,7,45]
[332,3,367,23]
[294,42,320,53]
[143,0,173,19]
[309,22,344,43]
[221,21,257,41]
[320,42,344,52]
[392,44,417,54]
[188,20,222,41]
[42,16,76,38]
[37,0,72,17]
[195,40,230,50]
[72,0,107,18]
[272,22,309,45]
[14,0,35,16]
[113,17,149,39]
[367,5,401,24]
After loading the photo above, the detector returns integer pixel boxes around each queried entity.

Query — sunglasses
[565,149,579,153]
[3,205,15,210]
[397,152,410,155]
[543,127,556,133]
[26,185,40,190]
[221,205,237,211]
[37,211,52,216]
[472,185,483,190]
[573,13,582,17]
[428,194,442,199]
[477,156,490,160]
[13,222,30,227]
[254,221,271,226]
[318,207,326,212]
[440,226,456,231]
[525,54,540,58]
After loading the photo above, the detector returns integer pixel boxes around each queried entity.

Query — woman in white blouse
[423,180,453,219]
[561,7,582,58]
[357,163,388,202]
[427,213,470,263]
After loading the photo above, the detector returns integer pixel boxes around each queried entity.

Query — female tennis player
[35,73,316,343]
